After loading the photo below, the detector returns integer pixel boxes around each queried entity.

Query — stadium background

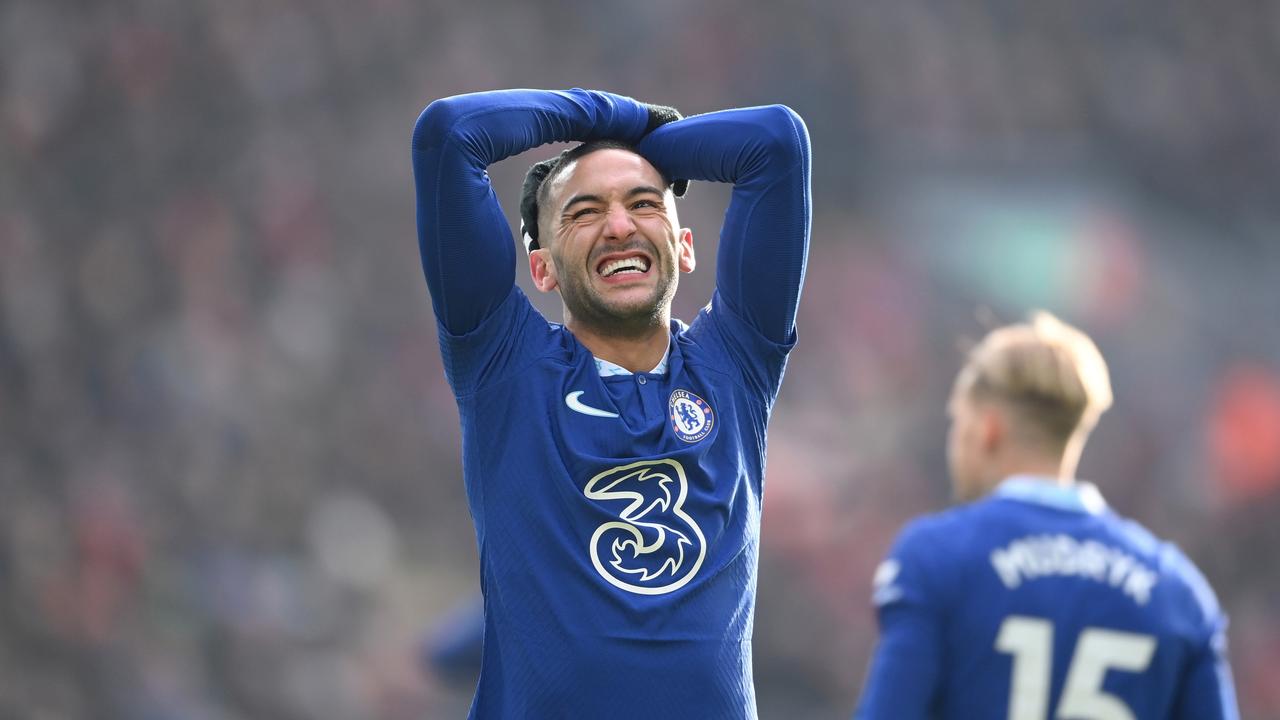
[3,1,1278,717]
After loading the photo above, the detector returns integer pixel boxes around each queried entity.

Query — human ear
[529,248,558,293]
[678,228,695,273]
[980,406,1005,455]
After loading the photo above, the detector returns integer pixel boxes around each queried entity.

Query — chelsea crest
[669,389,714,443]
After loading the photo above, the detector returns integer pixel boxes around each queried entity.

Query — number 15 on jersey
[996,615,1155,720]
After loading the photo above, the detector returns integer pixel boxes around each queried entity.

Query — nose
[601,203,637,241]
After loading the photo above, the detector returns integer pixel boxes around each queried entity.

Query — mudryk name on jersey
[990,533,1159,605]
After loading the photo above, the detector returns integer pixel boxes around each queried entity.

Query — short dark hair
[519,141,688,252]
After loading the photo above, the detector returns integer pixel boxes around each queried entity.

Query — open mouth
[597,254,651,278]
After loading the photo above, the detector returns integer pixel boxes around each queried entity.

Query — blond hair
[955,311,1113,452]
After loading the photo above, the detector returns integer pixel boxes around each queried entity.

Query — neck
[567,317,671,373]
[985,449,1072,492]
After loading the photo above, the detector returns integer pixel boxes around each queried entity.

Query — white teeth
[600,257,650,276]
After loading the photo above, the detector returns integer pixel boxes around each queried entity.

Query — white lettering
[991,546,1024,589]
[988,534,1159,606]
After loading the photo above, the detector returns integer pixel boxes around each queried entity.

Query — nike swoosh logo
[565,391,619,418]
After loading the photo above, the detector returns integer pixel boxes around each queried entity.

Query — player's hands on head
[639,102,689,198]
[641,102,683,134]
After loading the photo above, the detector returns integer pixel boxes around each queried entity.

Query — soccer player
[411,89,810,718]
[854,312,1239,719]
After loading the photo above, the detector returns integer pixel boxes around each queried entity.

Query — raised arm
[637,105,811,345]
[411,89,650,334]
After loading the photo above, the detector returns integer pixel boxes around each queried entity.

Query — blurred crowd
[2,0,1278,718]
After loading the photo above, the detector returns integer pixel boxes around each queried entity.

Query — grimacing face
[532,148,694,331]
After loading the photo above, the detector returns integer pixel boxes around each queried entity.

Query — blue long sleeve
[1173,620,1240,720]
[855,603,942,719]
[1172,636,1240,720]
[411,89,650,334]
[637,105,811,345]
[855,520,945,720]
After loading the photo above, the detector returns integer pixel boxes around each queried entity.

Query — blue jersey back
[857,478,1238,720]
[441,287,792,719]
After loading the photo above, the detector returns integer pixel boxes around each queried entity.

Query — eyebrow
[561,194,603,213]
[560,186,666,214]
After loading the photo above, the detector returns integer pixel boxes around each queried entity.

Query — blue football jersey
[440,287,790,717]
[856,477,1239,720]
[412,90,811,718]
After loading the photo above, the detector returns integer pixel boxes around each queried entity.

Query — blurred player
[411,89,810,718]
[855,312,1239,719]
[418,598,484,688]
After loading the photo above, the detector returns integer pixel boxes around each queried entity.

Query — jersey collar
[993,475,1108,515]
[594,347,670,377]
